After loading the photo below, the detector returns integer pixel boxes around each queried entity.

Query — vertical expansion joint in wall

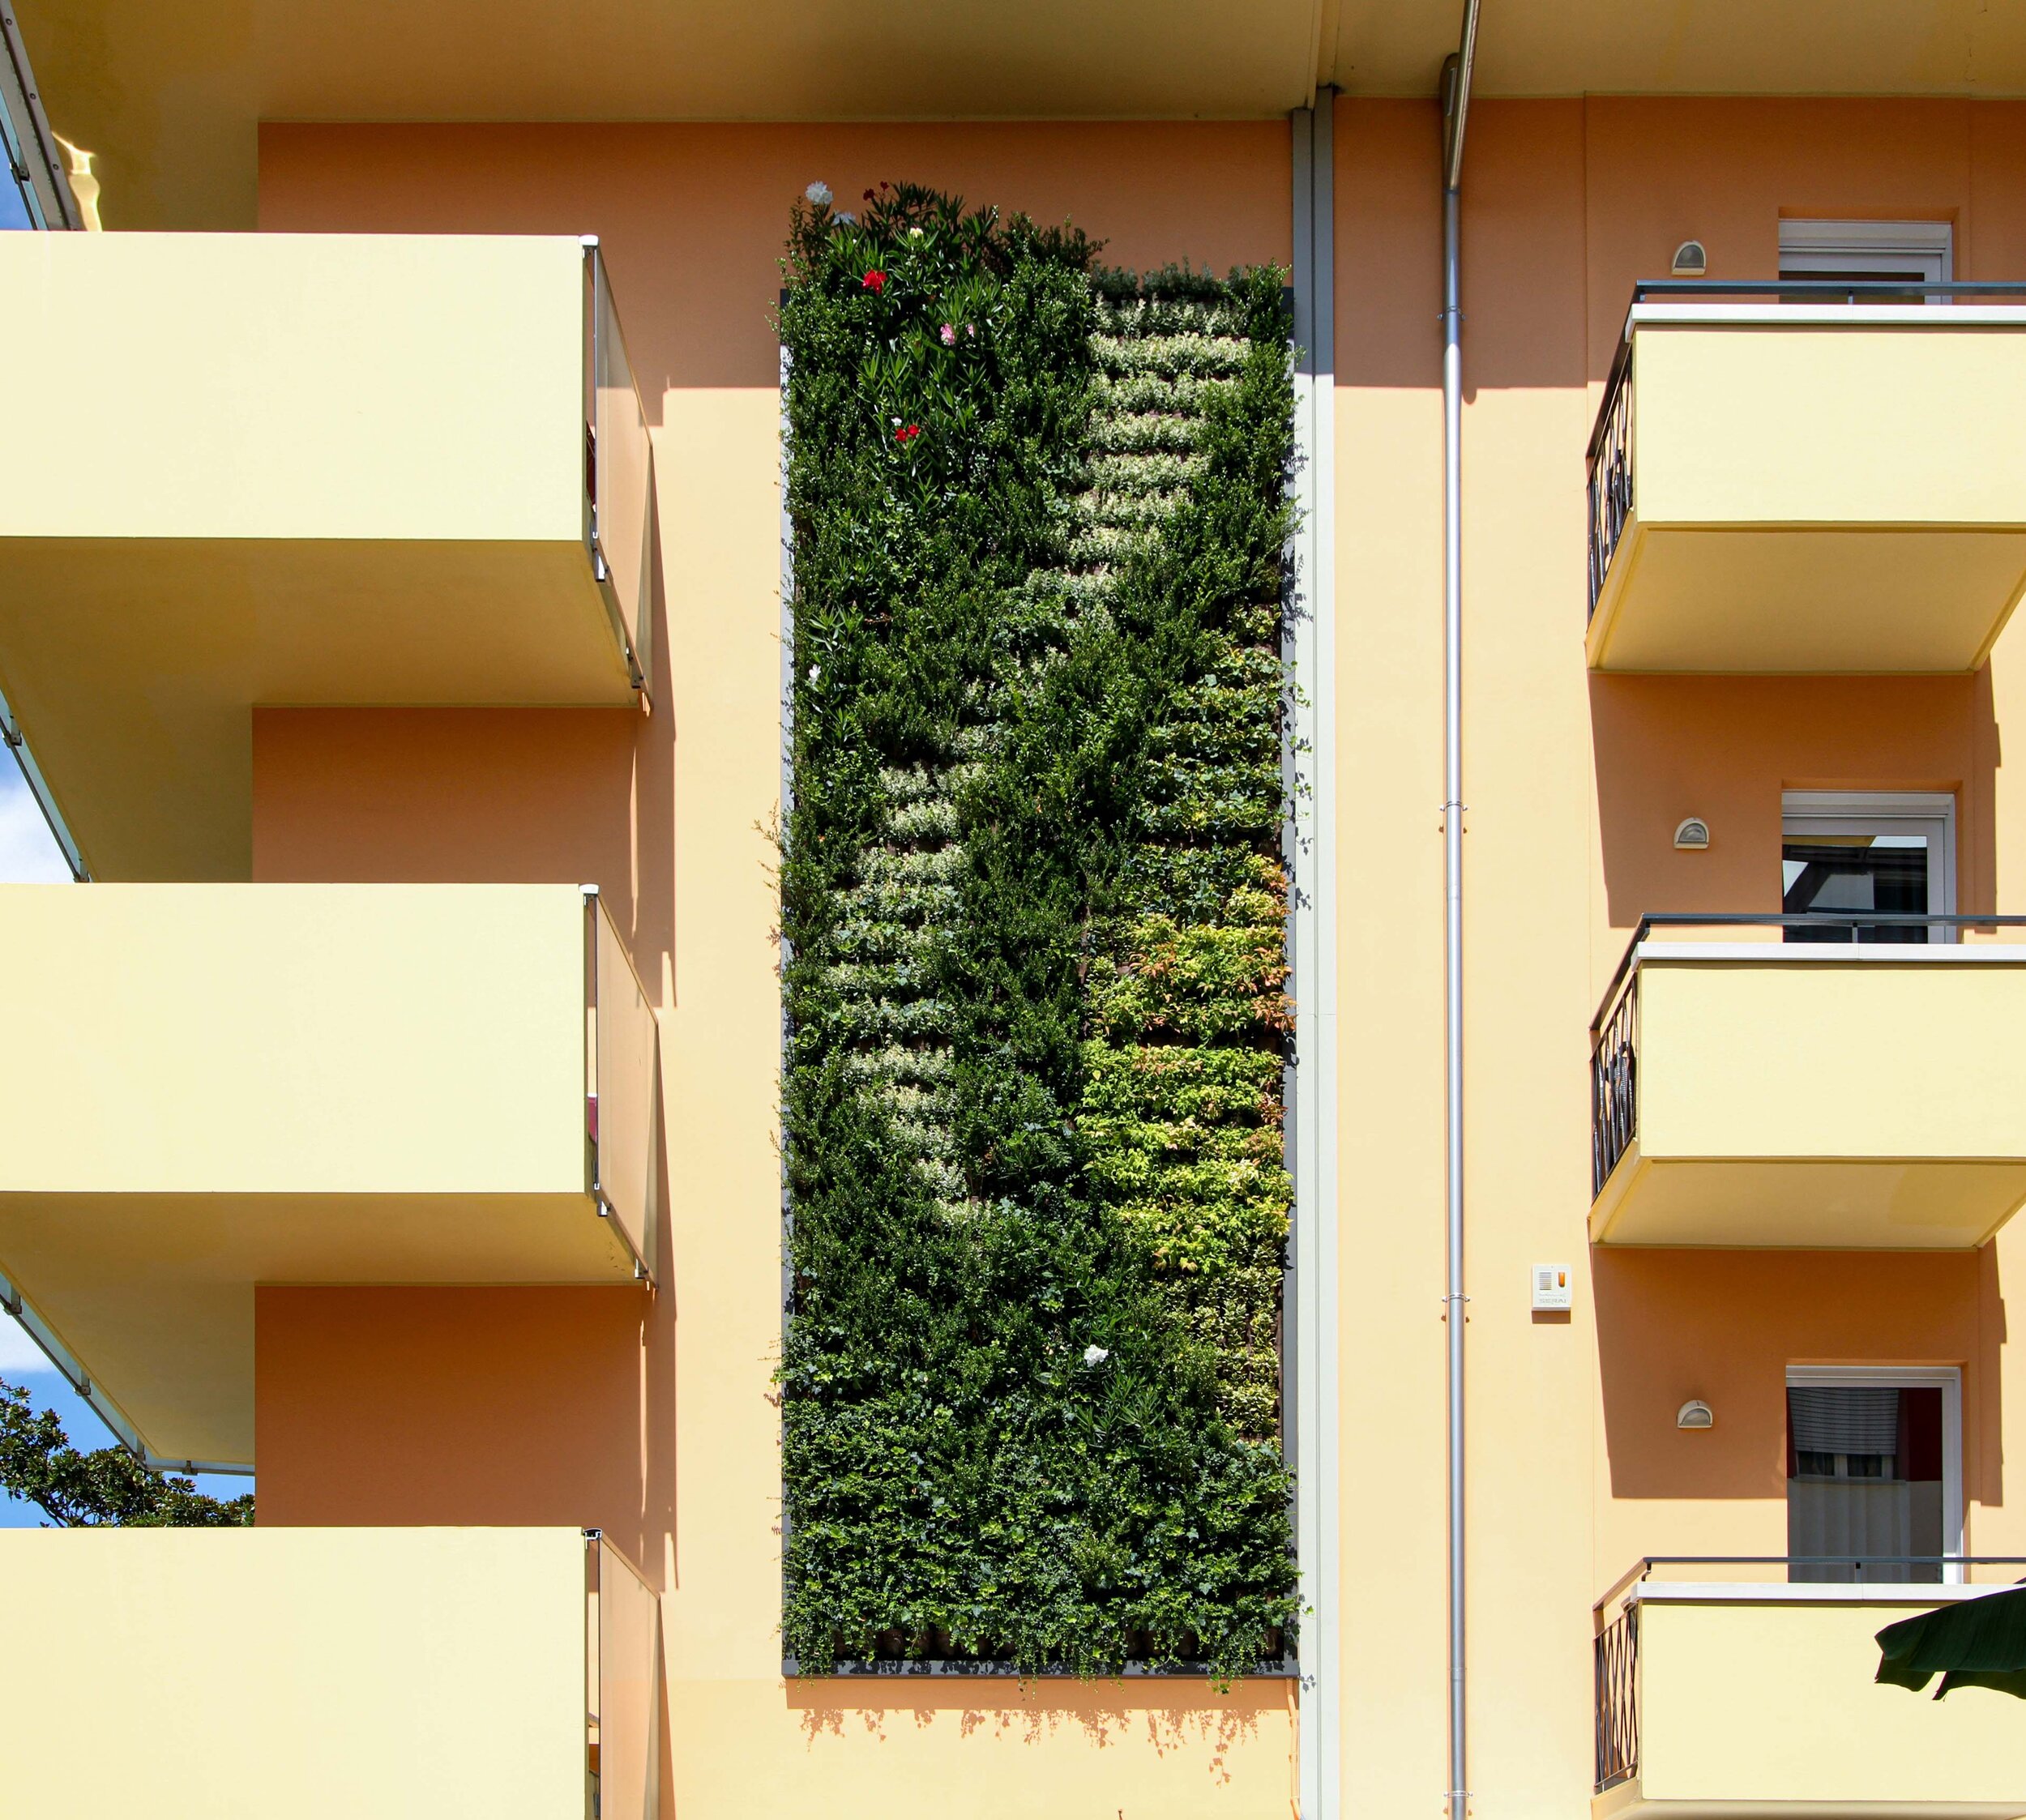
[1290,94,1341,1820]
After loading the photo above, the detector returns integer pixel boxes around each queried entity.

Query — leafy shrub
[779,182,1296,1677]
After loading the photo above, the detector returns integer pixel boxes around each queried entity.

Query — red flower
[861,269,887,293]
[863,189,877,203]
[895,424,920,443]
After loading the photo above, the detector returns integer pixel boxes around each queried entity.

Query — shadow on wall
[783,1675,1289,1769]
[1589,672,1995,935]
[1593,1248,1998,1506]
[254,1284,656,1540]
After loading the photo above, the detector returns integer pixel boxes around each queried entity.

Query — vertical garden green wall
[778,183,1297,1677]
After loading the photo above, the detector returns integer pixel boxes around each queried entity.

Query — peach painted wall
[254,122,1297,1820]
[254,1286,662,1548]
[1333,92,2026,1820]
[250,100,2026,1820]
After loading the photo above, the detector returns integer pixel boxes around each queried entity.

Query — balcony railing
[1584,280,2026,676]
[1593,1557,2026,1814]
[1589,914,2026,1249]
[1590,911,2026,1197]
[1585,338,1635,621]
[1592,1602,1639,1794]
[0,882,657,1471]
[587,1530,660,1820]
[0,232,656,879]
[584,241,653,694]
[0,1526,658,1820]
[1590,967,1639,1198]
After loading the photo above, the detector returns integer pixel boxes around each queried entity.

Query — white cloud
[0,1314,53,1374]
[0,763,70,882]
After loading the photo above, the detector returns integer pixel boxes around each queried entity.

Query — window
[1778,220,1952,301]
[1781,790,1954,944]
[1787,1367,1963,1583]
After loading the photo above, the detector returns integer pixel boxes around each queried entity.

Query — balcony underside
[1585,519,2026,674]
[1590,1145,2026,1250]
[0,1190,635,1466]
[0,536,632,881]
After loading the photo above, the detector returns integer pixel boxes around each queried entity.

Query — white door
[1787,1366,1964,1584]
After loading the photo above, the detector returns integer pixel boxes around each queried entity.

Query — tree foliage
[0,1379,253,1527]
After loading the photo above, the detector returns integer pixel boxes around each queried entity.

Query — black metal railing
[1592,1604,1639,1793]
[1590,970,1638,1196]
[1585,344,1634,621]
[1588,913,2026,1200]
[1584,280,2026,623]
[1605,1548,2026,1588]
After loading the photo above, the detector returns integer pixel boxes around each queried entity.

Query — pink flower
[939,323,957,346]
[965,323,977,338]
[861,269,887,293]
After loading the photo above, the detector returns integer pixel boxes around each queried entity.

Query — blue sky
[0,763,250,1522]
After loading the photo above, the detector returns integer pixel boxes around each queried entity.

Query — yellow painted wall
[1339,92,2026,1820]
[0,884,586,1194]
[1639,1595,2026,1809]
[1636,323,2026,527]
[219,96,2026,1820]
[251,119,1302,1820]
[1640,954,2026,1160]
[0,1527,589,1820]
[0,233,583,543]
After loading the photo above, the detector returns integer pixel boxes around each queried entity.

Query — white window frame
[1787,1364,1964,1582]
[1781,788,1955,944]
[1778,219,1954,298]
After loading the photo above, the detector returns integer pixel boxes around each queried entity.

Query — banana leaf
[1877,1586,2026,1699]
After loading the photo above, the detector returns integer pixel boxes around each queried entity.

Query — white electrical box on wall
[1532,1263,1573,1312]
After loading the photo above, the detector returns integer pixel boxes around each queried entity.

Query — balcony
[0,1527,657,1820]
[0,883,657,1469]
[0,232,653,881]
[1590,916,2026,1250]
[1595,1559,2026,1820]
[1585,283,2026,676]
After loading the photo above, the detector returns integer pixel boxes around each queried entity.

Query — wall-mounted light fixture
[1673,817,1710,851]
[1677,1399,1714,1430]
[1671,240,1708,277]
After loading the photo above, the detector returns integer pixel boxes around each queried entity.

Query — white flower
[807,664,821,685]
[1082,1344,1109,1367]
[836,211,856,226]
[805,182,832,207]
[908,226,924,237]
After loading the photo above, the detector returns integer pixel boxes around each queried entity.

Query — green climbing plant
[778,181,1296,1678]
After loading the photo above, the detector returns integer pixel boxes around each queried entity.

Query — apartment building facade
[3,2,2026,1816]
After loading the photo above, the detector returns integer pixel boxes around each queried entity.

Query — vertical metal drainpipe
[1440,6,1481,1816]
[1290,95,1340,1820]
